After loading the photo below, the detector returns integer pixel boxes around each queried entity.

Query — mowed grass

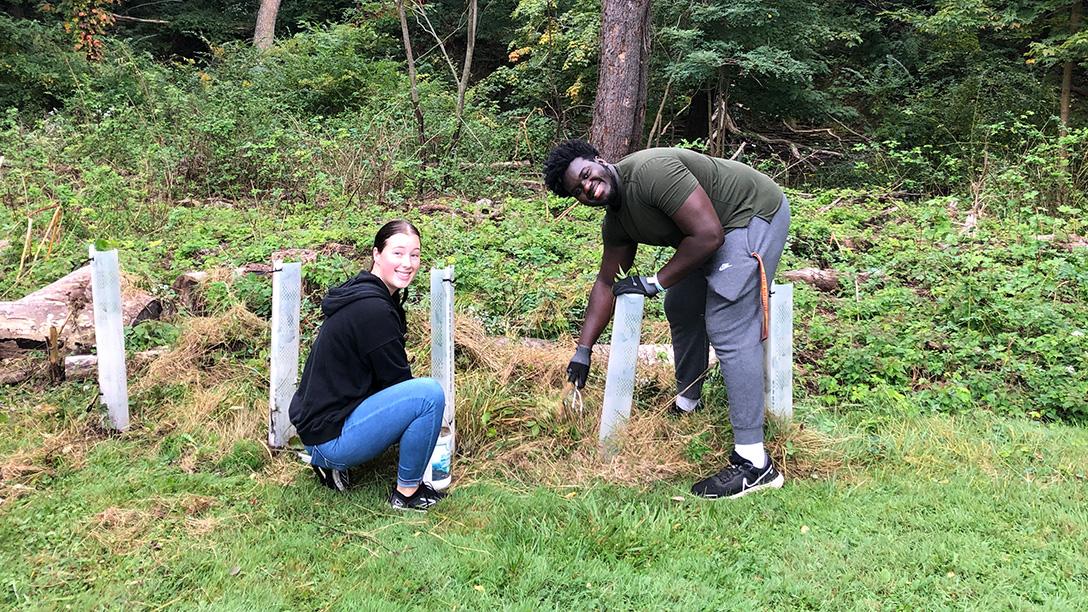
[2,386,1086,610]
[2,188,1086,609]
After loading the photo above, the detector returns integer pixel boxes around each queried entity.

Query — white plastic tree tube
[430,266,455,425]
[268,261,302,448]
[89,245,129,431]
[764,282,793,419]
[425,266,456,489]
[599,293,645,454]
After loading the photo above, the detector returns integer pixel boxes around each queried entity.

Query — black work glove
[612,275,661,297]
[567,345,592,389]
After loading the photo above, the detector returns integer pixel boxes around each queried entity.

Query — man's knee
[712,337,764,365]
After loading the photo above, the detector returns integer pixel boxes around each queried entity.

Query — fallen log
[171,271,210,313]
[64,348,168,381]
[493,338,713,368]
[417,203,504,222]
[782,268,840,292]
[1035,234,1088,250]
[0,266,161,349]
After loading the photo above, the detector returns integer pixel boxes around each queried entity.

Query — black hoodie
[288,271,412,446]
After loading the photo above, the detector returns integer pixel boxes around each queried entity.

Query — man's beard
[604,174,620,210]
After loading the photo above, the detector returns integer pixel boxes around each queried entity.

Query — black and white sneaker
[311,464,350,492]
[691,450,784,499]
[389,482,448,512]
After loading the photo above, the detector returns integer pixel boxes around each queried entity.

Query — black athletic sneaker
[311,464,350,492]
[691,450,784,499]
[389,482,448,512]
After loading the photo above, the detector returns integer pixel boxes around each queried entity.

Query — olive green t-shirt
[602,148,783,247]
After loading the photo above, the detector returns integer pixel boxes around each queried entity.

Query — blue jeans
[306,377,445,488]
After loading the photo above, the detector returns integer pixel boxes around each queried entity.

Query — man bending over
[543,140,791,499]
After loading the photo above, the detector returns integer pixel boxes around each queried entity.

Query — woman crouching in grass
[289,219,447,511]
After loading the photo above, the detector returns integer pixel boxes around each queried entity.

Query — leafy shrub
[789,193,1088,424]
[125,320,181,352]
[0,15,86,112]
[233,274,273,318]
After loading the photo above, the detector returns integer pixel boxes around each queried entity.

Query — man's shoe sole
[695,472,785,500]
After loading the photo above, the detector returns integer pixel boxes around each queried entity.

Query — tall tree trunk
[708,76,735,158]
[448,0,479,155]
[590,0,652,160]
[1060,0,1084,136]
[396,0,427,155]
[684,88,709,141]
[253,0,282,50]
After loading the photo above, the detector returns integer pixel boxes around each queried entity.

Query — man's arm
[656,184,724,288]
[577,241,637,348]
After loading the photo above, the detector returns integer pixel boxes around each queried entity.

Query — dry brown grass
[766,420,849,479]
[258,452,307,486]
[139,304,267,389]
[84,493,225,554]
[443,311,844,488]
[103,303,844,491]
[132,305,268,456]
[0,404,103,506]
[158,385,265,459]
[454,315,570,387]
[89,506,161,554]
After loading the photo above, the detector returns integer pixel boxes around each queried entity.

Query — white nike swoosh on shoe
[742,471,768,490]
[731,472,785,499]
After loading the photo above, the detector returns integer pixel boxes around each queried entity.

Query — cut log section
[171,271,210,313]
[63,348,168,381]
[782,267,840,292]
[0,266,161,349]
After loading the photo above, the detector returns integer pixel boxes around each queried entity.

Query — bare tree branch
[410,2,461,83]
[396,0,427,156]
[448,0,479,156]
[110,13,170,24]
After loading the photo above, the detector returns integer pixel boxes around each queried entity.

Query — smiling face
[562,156,617,207]
[371,232,421,293]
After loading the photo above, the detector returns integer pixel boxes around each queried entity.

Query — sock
[675,396,700,412]
[734,443,767,468]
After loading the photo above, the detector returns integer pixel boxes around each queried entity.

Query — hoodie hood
[321,271,394,318]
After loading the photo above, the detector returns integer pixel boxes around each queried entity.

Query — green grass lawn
[2,184,1086,609]
[3,397,1086,610]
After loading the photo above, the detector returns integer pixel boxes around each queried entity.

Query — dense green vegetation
[1,1,1086,607]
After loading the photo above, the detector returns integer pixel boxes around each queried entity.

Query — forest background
[0,0,1087,608]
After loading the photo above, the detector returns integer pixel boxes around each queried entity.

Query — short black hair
[542,139,600,198]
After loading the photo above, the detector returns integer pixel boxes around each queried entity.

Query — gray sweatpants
[663,196,791,444]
